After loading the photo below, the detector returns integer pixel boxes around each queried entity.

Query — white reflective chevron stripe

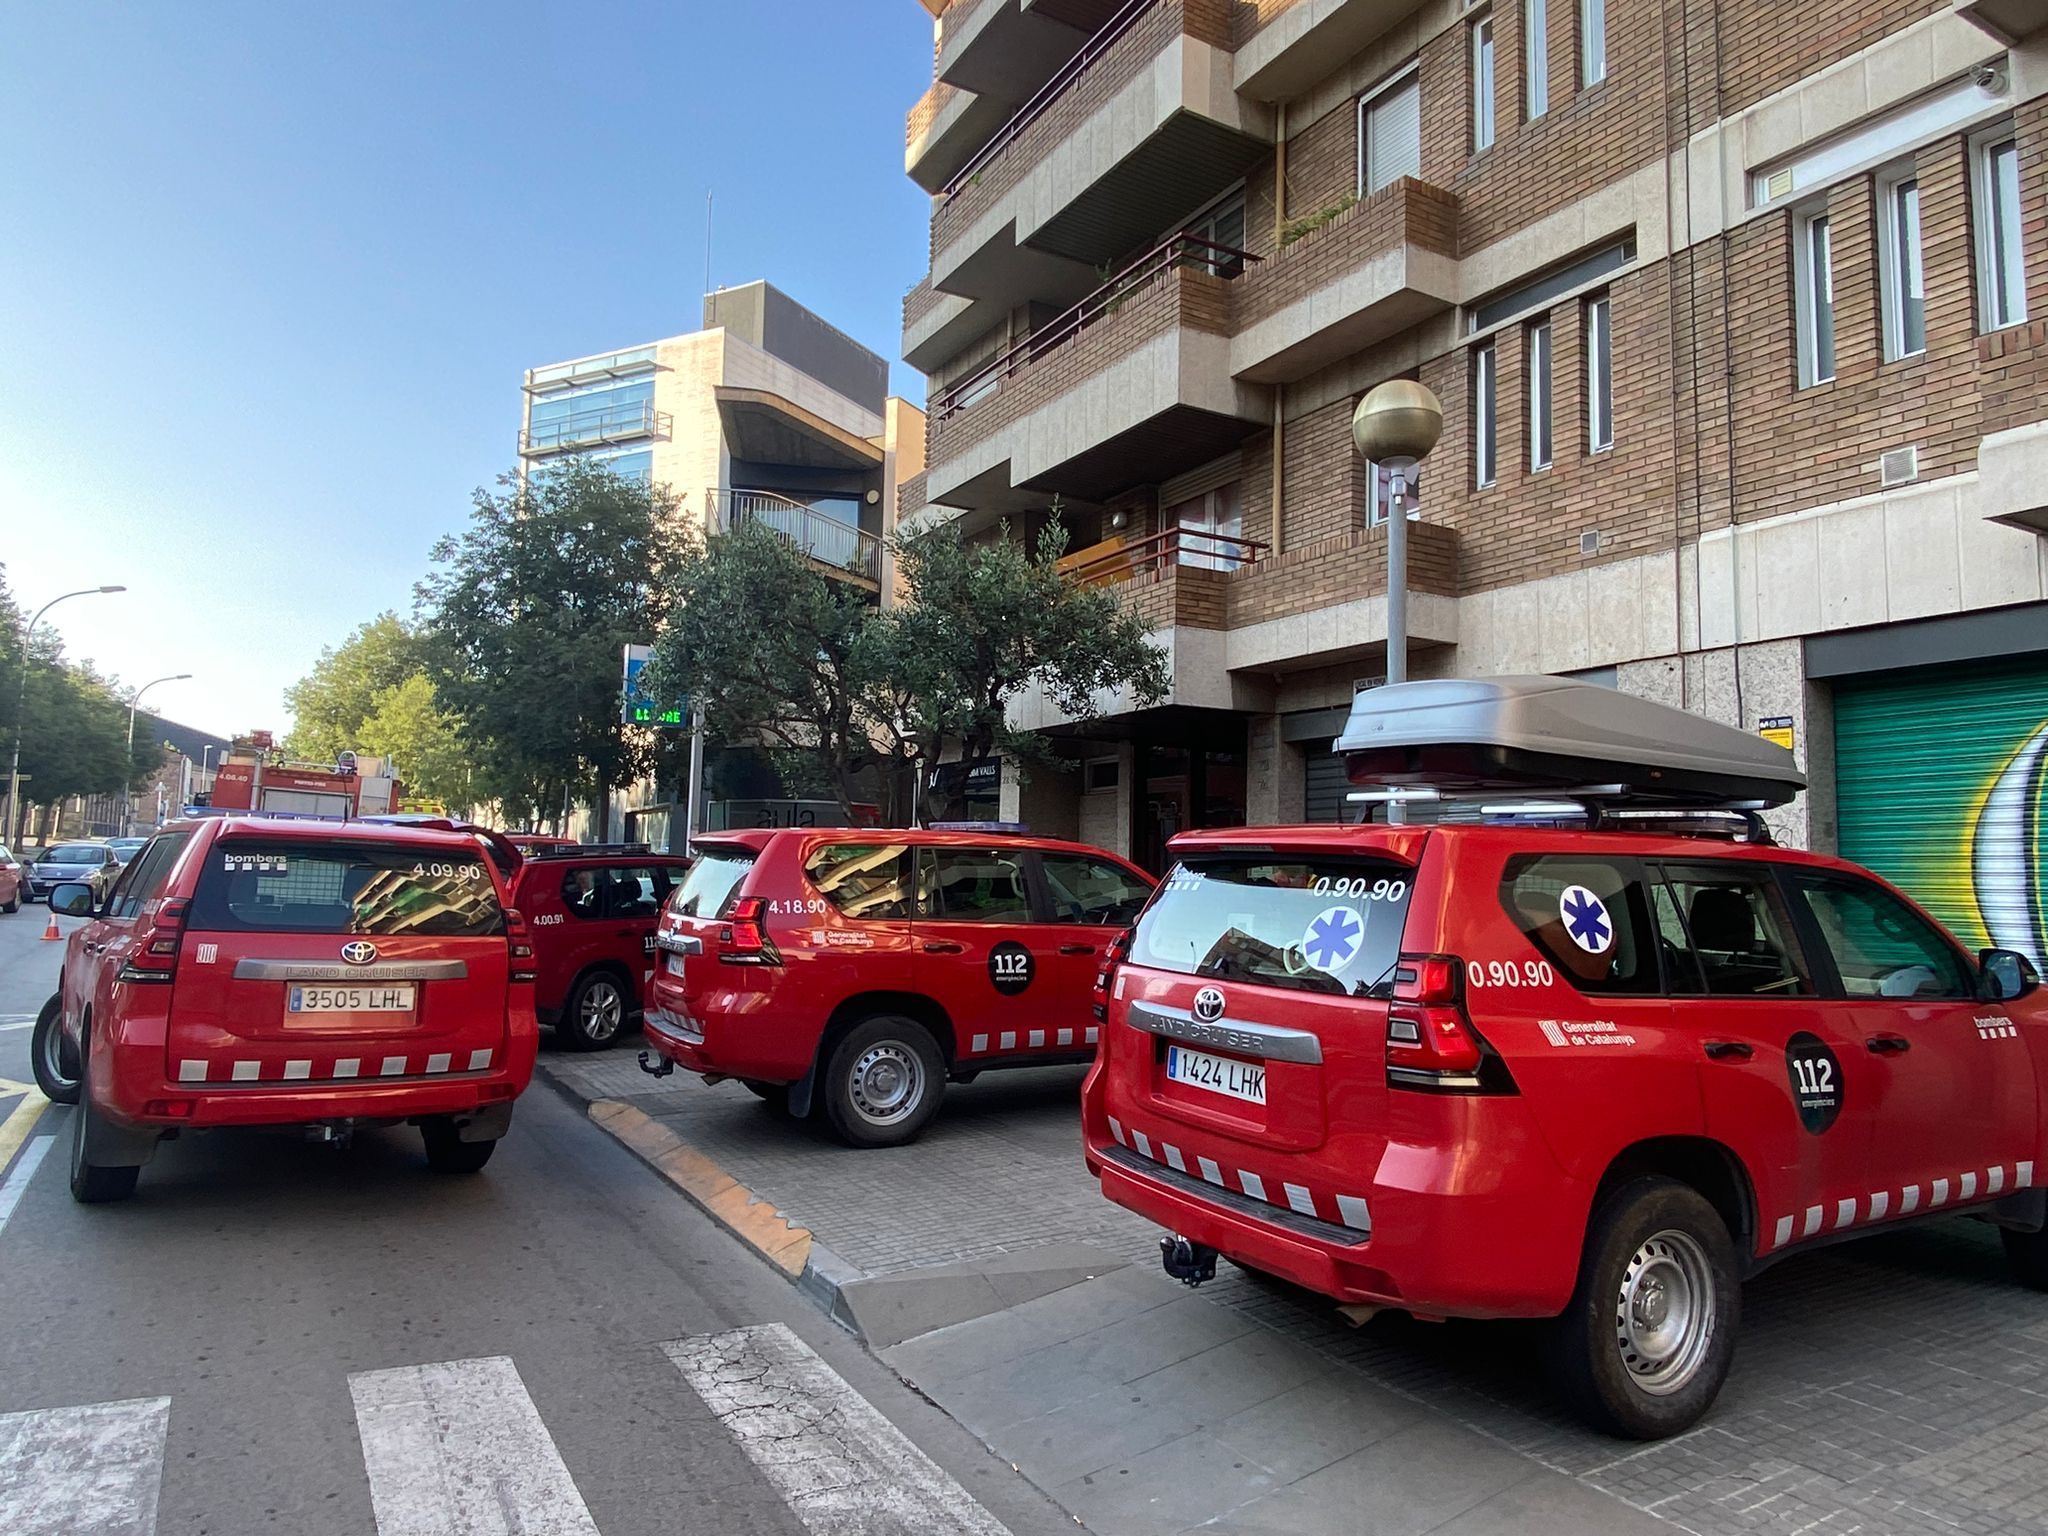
[1197,1156,1224,1186]
[1162,1143,1187,1173]
[1770,1157,2042,1254]
[662,1323,1010,1535]
[1131,1130,1153,1160]
[1773,1215,1794,1250]
[350,1356,599,1536]
[1057,1029,1074,1046]
[1112,1122,1371,1235]
[0,1396,170,1536]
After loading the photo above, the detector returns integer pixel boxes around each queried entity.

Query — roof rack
[927,821,1029,835]
[1345,785,1776,844]
[1336,676,1805,811]
[523,842,655,860]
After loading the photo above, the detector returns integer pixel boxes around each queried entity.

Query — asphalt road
[0,903,1071,1535]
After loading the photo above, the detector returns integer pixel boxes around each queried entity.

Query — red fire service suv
[505,843,692,1049]
[640,826,1154,1146]
[41,815,539,1202]
[1085,677,2048,1438]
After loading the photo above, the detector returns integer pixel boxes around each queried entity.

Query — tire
[2002,1227,2048,1289]
[820,1015,946,1149]
[1546,1176,1739,1439]
[30,994,79,1105]
[2,891,17,914]
[421,1117,497,1174]
[557,971,631,1051]
[69,1025,141,1204]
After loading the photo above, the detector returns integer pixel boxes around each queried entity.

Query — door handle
[1702,1040,1753,1061]
[1866,1034,1912,1054]
[922,940,966,954]
[1058,944,1096,956]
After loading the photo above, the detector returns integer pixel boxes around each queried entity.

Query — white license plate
[1165,1045,1267,1105]
[665,952,687,976]
[287,984,416,1014]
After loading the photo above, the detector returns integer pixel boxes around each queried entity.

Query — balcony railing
[1063,526,1269,585]
[711,489,884,586]
[520,401,668,456]
[940,0,1161,201]
[932,233,1258,425]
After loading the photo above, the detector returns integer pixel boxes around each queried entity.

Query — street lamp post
[124,674,192,836]
[1351,383,1442,825]
[6,585,126,847]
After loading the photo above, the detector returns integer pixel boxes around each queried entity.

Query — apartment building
[900,0,2048,961]
[519,281,926,839]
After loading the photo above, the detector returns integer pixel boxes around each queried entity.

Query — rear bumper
[99,1072,527,1132]
[641,979,812,1082]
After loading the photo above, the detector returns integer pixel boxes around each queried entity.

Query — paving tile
[1195,1418,1532,1536]
[1057,1431,1280,1536]
[1208,1372,1414,1482]
[1001,1382,1205,1486]
[1123,1328,1334,1426]
[1430,1469,1677,1536]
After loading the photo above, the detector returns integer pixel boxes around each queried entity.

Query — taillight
[718,897,781,966]
[119,897,190,985]
[506,907,536,983]
[1093,926,1134,1021]
[1385,954,1516,1094]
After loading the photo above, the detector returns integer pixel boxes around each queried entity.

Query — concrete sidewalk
[543,1044,2048,1536]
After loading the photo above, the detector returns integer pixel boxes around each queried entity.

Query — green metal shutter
[1833,660,2048,968]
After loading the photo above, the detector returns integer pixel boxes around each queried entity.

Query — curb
[537,1062,867,1320]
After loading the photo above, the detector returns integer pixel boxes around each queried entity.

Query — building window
[1752,78,1997,209]
[1183,195,1247,276]
[1579,0,1606,86]
[1170,481,1245,570]
[1366,461,1423,527]
[1585,293,1613,451]
[1525,0,1548,118]
[1527,318,1553,469]
[1468,236,1634,333]
[1474,342,1498,487]
[1878,171,1925,360]
[1794,209,1835,387]
[1974,129,2028,330]
[1357,67,1421,196]
[1471,15,1495,152]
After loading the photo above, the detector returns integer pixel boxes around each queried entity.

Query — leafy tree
[653,515,1169,822]
[417,461,691,838]
[283,612,425,761]
[358,674,471,809]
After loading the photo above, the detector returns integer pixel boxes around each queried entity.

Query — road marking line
[0,1395,170,1535]
[0,1090,51,1179]
[349,1355,599,1536]
[0,1136,54,1238]
[0,1022,31,1033]
[663,1323,1011,1536]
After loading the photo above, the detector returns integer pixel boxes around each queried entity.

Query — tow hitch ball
[637,1050,675,1079]
[1160,1235,1218,1288]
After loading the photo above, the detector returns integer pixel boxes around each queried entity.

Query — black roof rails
[523,842,658,860]
[1346,786,1776,844]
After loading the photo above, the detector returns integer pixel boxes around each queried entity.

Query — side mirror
[1981,948,2041,1003]
[47,882,97,919]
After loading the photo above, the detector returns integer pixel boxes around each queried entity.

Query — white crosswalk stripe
[349,1356,600,1536]
[0,1396,170,1535]
[662,1323,1011,1536]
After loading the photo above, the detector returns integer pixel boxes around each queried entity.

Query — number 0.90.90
[1468,959,1557,989]
[1309,877,1407,901]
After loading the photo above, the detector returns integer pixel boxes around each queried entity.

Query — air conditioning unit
[1580,529,1602,555]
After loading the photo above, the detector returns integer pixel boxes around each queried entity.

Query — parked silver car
[29,842,122,902]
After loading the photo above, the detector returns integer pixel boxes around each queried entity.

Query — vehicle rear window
[188,841,504,936]
[670,847,754,918]
[805,844,914,919]
[1132,855,1413,997]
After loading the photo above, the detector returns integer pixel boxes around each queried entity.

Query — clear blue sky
[0,0,935,738]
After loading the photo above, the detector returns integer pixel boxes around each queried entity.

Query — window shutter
[1365,77,1421,194]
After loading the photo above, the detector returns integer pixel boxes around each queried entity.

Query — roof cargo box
[1335,676,1806,808]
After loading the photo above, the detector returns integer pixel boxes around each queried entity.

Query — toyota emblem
[1192,986,1225,1023]
[341,941,378,966]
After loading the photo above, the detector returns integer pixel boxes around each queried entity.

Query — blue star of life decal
[1559,884,1614,954]
[1302,905,1366,972]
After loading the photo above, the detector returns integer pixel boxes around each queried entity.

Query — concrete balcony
[925,245,1264,514]
[936,0,1126,102]
[1233,0,1434,102]
[929,0,1267,318]
[906,80,1017,194]
[1230,177,1460,384]
[1222,521,1459,672]
[1954,0,2047,43]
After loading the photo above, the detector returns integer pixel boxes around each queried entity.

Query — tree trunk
[593,772,611,843]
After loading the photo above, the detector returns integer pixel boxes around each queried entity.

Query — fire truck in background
[205,732,401,820]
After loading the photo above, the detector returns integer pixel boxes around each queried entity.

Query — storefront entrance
[1132,737,1247,875]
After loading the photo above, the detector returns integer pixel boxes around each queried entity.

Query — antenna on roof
[704,189,714,298]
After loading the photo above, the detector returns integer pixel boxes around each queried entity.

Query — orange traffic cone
[41,905,61,941]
